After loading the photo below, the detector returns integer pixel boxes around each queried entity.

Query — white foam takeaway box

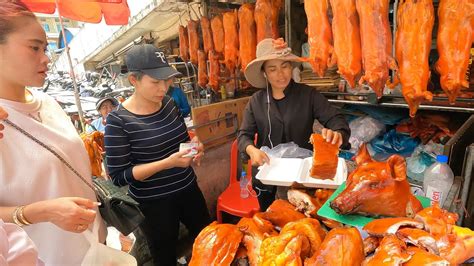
[256,157,347,189]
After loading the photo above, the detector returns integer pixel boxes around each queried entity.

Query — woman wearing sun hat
[237,38,351,210]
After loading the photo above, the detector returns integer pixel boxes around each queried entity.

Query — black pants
[252,166,277,211]
[138,181,211,266]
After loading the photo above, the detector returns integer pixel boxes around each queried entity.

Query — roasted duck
[238,4,257,71]
[178,25,189,62]
[329,0,362,88]
[363,235,411,266]
[187,19,199,66]
[211,15,225,56]
[331,144,423,217]
[189,222,243,266]
[309,133,339,180]
[395,0,434,117]
[197,50,208,88]
[237,217,277,265]
[356,0,397,98]
[363,217,424,237]
[200,17,214,56]
[306,227,364,266]
[260,230,311,266]
[304,0,334,77]
[80,131,104,177]
[208,50,220,92]
[223,10,239,76]
[271,0,282,39]
[404,246,449,266]
[254,0,273,43]
[255,200,305,228]
[435,0,474,104]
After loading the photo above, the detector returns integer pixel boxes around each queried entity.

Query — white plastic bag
[349,116,385,153]
[81,220,137,266]
[260,142,313,159]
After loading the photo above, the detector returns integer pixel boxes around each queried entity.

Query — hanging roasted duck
[197,50,208,88]
[356,0,397,98]
[435,0,474,104]
[255,0,273,43]
[211,15,225,56]
[223,10,239,77]
[200,17,214,56]
[304,0,335,77]
[271,0,282,39]
[208,50,220,92]
[187,19,199,66]
[395,0,435,117]
[330,144,423,217]
[329,0,362,88]
[310,133,339,180]
[179,25,189,62]
[238,4,257,71]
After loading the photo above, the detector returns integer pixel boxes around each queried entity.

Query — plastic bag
[369,129,420,161]
[349,116,385,153]
[260,142,313,159]
[406,141,444,184]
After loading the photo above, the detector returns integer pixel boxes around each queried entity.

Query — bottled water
[240,171,249,199]
[423,155,454,206]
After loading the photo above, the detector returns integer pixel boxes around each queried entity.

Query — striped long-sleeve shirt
[104,96,195,201]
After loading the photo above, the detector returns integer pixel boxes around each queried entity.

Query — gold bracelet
[12,206,25,227]
[18,205,32,226]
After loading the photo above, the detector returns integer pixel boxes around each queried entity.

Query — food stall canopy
[20,0,130,25]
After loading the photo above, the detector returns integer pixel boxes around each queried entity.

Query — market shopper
[86,96,118,133]
[0,1,105,265]
[105,44,211,266]
[238,38,351,210]
[166,77,191,117]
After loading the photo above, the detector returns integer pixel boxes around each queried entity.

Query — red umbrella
[19,0,130,129]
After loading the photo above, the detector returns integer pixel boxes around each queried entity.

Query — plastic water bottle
[423,155,454,206]
[240,171,249,199]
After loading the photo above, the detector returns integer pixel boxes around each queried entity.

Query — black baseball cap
[125,44,182,80]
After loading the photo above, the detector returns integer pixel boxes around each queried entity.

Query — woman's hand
[246,145,270,166]
[26,197,98,233]
[0,107,8,139]
[165,149,194,168]
[321,128,343,147]
[191,136,204,166]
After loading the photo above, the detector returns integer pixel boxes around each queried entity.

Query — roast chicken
[223,10,239,76]
[238,4,257,71]
[208,50,220,92]
[271,0,282,39]
[363,235,411,265]
[255,199,305,229]
[178,25,189,62]
[304,0,334,77]
[305,227,365,266]
[331,144,423,217]
[309,133,339,180]
[187,19,199,66]
[211,15,225,56]
[329,0,362,88]
[197,50,208,88]
[254,0,273,43]
[200,17,214,56]
[237,217,277,265]
[80,131,104,177]
[189,222,243,266]
[395,0,435,117]
[356,0,397,98]
[435,0,474,104]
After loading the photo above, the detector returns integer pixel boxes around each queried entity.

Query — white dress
[0,89,105,265]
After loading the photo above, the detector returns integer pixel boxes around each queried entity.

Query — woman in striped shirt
[104,44,210,266]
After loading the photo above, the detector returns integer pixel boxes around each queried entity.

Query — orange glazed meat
[237,217,277,266]
[208,50,220,92]
[197,50,208,88]
[255,200,305,228]
[178,25,189,62]
[238,4,257,71]
[271,0,282,39]
[223,10,239,76]
[356,0,397,98]
[363,235,411,266]
[309,133,338,180]
[395,0,434,117]
[304,0,334,77]
[255,0,273,43]
[329,0,362,88]
[200,17,214,56]
[211,15,225,55]
[187,19,199,66]
[435,0,474,104]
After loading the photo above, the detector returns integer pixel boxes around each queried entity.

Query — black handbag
[5,119,145,235]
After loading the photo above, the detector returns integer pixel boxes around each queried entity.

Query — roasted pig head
[330,144,422,217]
